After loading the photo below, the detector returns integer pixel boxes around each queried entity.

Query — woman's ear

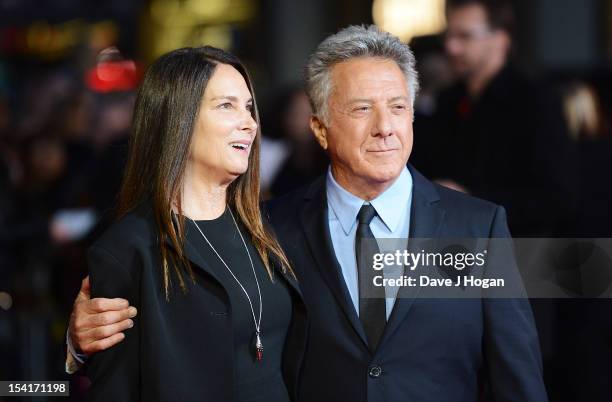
[310,116,328,150]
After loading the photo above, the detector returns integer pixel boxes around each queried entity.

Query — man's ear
[310,116,328,150]
[493,29,512,54]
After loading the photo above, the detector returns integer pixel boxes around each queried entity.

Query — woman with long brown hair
[84,46,306,402]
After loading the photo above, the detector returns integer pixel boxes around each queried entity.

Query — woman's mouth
[229,142,250,153]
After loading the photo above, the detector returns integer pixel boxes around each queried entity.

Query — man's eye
[354,106,370,112]
[392,104,407,111]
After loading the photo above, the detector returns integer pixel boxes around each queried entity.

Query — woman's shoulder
[90,203,157,263]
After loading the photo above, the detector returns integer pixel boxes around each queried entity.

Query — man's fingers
[81,276,91,295]
[76,319,134,350]
[92,319,133,339]
[89,308,137,327]
[74,277,91,303]
[87,297,132,313]
[81,332,126,354]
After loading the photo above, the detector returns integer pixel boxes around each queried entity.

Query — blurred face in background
[312,57,413,195]
[445,4,508,78]
[284,91,312,143]
[188,63,257,185]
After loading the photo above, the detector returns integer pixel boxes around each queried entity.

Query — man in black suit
[67,25,547,401]
[412,0,577,236]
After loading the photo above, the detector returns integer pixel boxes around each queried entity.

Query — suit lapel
[164,227,225,285]
[277,266,303,299]
[165,218,302,298]
[134,202,230,285]
[300,178,369,347]
[379,166,446,347]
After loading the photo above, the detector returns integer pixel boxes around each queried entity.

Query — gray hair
[305,25,420,124]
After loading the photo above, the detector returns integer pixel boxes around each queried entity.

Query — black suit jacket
[412,65,577,236]
[85,203,307,402]
[265,165,548,402]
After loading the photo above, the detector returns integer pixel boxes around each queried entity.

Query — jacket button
[368,365,382,378]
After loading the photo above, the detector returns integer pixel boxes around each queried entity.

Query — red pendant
[255,332,264,362]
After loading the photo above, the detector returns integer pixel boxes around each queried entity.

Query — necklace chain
[190,208,262,335]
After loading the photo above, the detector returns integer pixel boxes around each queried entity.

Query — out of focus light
[26,22,52,50]
[154,25,232,54]
[86,61,139,92]
[186,0,255,22]
[150,0,194,27]
[145,0,256,61]
[15,19,117,60]
[0,292,12,311]
[197,25,232,50]
[186,0,230,20]
[89,21,119,51]
[373,0,447,43]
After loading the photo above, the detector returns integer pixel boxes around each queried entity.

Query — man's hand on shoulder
[69,276,137,355]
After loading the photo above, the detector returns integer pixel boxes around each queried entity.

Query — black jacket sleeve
[86,246,140,402]
[483,206,548,401]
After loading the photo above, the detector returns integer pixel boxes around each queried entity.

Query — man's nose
[445,36,462,56]
[373,108,393,137]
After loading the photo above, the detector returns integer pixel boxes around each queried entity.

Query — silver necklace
[190,208,264,361]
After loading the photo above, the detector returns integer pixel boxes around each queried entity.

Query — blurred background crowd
[0,0,611,401]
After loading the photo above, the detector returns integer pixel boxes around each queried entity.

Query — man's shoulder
[434,182,499,214]
[411,166,504,236]
[430,181,505,236]
[412,164,498,212]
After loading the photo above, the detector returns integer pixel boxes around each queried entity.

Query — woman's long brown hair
[116,46,293,299]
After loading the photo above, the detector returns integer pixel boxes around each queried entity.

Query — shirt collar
[326,166,412,235]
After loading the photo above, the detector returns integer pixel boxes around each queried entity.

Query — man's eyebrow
[346,98,374,104]
[345,96,410,104]
[388,96,410,103]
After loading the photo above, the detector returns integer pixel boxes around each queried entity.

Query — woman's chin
[224,165,249,181]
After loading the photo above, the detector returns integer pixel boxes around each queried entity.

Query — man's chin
[363,165,404,185]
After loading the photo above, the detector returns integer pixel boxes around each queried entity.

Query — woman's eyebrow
[210,96,254,104]
[210,95,239,102]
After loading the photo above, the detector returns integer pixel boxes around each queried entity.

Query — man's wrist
[65,329,88,369]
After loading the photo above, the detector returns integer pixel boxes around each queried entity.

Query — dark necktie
[356,204,386,351]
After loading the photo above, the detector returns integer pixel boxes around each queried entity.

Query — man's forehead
[330,57,408,98]
[331,56,402,76]
[447,4,490,29]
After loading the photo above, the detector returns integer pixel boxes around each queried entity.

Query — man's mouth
[367,148,398,153]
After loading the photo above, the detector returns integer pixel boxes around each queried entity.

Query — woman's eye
[218,102,233,109]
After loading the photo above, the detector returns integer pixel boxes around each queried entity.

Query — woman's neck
[179,170,229,220]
